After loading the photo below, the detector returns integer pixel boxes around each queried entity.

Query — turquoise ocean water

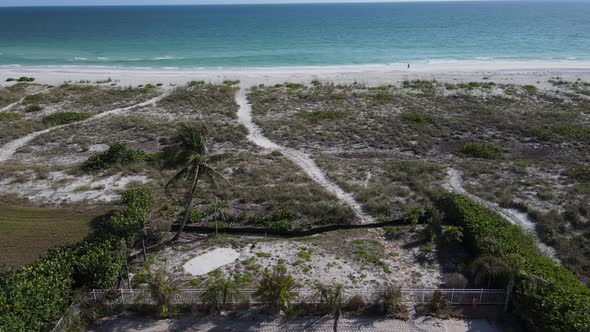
[0,2,589,68]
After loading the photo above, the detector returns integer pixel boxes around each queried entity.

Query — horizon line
[0,0,572,9]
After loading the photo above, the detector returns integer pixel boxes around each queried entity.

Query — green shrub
[568,166,590,182]
[81,143,146,173]
[17,77,35,82]
[523,85,538,93]
[460,142,503,159]
[99,186,154,239]
[25,104,43,113]
[437,193,590,331]
[5,78,15,82]
[0,247,74,331]
[42,112,92,126]
[71,240,125,289]
[400,112,434,125]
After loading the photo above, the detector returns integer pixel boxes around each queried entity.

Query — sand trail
[236,88,373,224]
[0,91,169,162]
[446,168,558,261]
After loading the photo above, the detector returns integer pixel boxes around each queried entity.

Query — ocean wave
[151,56,185,61]
[97,57,110,61]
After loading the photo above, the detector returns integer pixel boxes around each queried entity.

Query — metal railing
[89,287,506,306]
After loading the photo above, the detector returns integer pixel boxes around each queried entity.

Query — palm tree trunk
[172,167,200,242]
[503,277,515,312]
[333,310,340,332]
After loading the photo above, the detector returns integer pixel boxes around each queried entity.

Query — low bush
[459,142,503,159]
[81,143,147,173]
[436,193,590,331]
[25,104,43,112]
[568,166,590,182]
[42,112,92,126]
[17,77,35,82]
[400,112,434,125]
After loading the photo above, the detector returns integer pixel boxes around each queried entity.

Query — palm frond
[165,167,190,191]
[201,164,229,188]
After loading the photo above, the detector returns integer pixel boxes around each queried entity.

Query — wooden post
[142,238,147,262]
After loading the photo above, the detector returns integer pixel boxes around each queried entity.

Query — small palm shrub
[254,267,298,313]
[147,270,178,318]
[200,279,238,313]
[378,286,403,315]
[314,283,344,315]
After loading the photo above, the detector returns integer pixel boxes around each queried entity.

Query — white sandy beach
[2,61,590,88]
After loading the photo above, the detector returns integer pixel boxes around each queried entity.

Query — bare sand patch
[183,248,240,276]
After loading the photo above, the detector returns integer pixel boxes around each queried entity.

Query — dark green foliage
[530,124,590,142]
[5,78,15,82]
[99,187,154,239]
[71,240,126,289]
[568,166,590,182]
[254,267,298,313]
[460,142,503,159]
[523,85,538,93]
[437,193,590,331]
[25,104,43,112]
[81,143,146,173]
[200,279,238,313]
[243,207,299,230]
[400,112,434,125]
[42,111,92,126]
[17,77,35,82]
[0,248,74,331]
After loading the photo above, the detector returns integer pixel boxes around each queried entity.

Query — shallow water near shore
[1,2,590,68]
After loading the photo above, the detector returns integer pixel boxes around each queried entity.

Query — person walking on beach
[407,63,410,69]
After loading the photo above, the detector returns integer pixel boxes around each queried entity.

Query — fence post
[479,288,483,304]
[450,289,455,304]
[421,290,425,303]
[92,289,96,301]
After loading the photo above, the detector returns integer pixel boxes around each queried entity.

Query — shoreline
[2,60,590,87]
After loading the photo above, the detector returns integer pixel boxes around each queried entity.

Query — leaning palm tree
[164,123,227,242]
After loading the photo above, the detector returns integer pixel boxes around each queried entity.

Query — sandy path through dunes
[236,88,373,224]
[0,91,169,162]
[0,87,51,113]
[446,168,559,261]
